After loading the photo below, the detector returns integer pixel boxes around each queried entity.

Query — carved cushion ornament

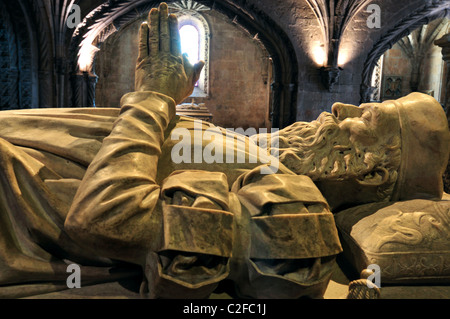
[335,199,450,284]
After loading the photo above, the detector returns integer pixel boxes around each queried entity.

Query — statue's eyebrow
[364,105,382,122]
[369,104,380,115]
[360,103,380,113]
[359,102,374,108]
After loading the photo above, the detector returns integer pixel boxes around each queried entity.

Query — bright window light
[179,24,200,65]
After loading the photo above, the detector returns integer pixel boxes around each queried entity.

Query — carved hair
[264,112,402,201]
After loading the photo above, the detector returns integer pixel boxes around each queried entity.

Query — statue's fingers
[182,53,202,84]
[159,2,170,52]
[169,14,181,56]
[193,61,205,84]
[182,53,193,70]
[149,8,159,55]
[137,22,149,62]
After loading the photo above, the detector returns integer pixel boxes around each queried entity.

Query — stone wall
[244,0,445,122]
[420,45,446,102]
[95,21,139,109]
[381,30,445,103]
[95,10,271,130]
[3,0,447,125]
[204,11,271,130]
[381,44,413,99]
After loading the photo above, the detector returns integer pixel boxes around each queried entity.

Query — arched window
[179,24,200,88]
[174,11,210,97]
[180,24,200,65]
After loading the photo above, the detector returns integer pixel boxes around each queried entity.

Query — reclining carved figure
[0,3,448,298]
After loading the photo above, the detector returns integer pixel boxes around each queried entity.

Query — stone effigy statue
[0,3,449,299]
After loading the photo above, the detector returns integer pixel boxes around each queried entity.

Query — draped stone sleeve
[228,165,343,298]
[65,91,176,265]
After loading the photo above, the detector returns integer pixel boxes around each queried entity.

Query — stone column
[71,72,98,107]
[435,33,450,193]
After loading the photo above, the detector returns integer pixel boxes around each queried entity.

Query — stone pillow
[334,199,450,284]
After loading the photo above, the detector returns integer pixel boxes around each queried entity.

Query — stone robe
[0,92,342,298]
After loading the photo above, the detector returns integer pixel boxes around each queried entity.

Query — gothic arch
[360,1,450,103]
[69,0,298,128]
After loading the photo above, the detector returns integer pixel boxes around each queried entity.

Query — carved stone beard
[271,112,397,182]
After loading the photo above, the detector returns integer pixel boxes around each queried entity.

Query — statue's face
[273,100,403,209]
[331,101,401,148]
[276,100,402,183]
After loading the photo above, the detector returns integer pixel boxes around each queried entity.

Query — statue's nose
[332,103,363,121]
